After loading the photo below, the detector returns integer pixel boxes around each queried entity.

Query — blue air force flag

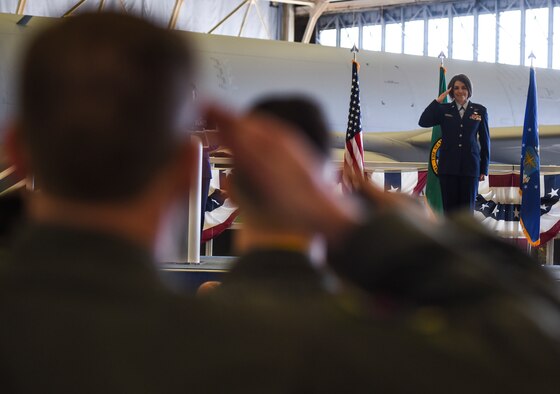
[520,67,541,246]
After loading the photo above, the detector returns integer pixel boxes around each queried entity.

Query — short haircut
[235,96,331,217]
[19,13,196,201]
[249,95,330,158]
[448,74,473,99]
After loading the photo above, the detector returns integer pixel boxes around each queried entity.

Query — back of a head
[249,96,330,159]
[235,96,331,223]
[19,12,195,202]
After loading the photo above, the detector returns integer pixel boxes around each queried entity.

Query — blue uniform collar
[452,99,470,109]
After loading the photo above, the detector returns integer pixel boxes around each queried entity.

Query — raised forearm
[418,100,441,128]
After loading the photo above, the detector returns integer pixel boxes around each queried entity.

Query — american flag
[341,59,365,192]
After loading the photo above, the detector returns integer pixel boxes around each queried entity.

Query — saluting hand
[437,88,451,103]
[207,106,362,241]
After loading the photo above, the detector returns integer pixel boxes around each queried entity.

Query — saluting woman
[419,74,490,214]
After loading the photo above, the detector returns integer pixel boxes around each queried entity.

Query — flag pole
[520,50,541,250]
[425,52,447,216]
[528,50,535,255]
[351,43,358,62]
[528,51,536,68]
[438,51,446,67]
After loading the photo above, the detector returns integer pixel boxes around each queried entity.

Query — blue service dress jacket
[419,99,490,177]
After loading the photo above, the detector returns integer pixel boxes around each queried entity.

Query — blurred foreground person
[0,13,309,394]
[209,103,560,393]
[0,190,24,259]
[3,11,560,394]
[225,96,334,294]
[215,97,385,391]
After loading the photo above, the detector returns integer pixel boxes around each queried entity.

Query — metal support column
[187,137,203,264]
[401,7,405,53]
[335,16,341,47]
[495,2,500,62]
[282,4,295,41]
[423,8,429,56]
[548,0,554,68]
[448,4,453,59]
[358,14,364,49]
[381,11,386,52]
[520,0,526,65]
[473,5,479,61]
[546,239,555,265]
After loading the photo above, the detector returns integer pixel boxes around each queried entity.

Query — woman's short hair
[447,74,473,99]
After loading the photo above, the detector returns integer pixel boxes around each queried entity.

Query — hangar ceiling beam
[168,0,184,29]
[238,1,252,36]
[273,0,315,5]
[15,0,27,15]
[253,0,272,39]
[208,0,250,34]
[118,0,127,13]
[207,0,271,39]
[63,0,89,17]
[296,0,430,16]
[302,0,330,43]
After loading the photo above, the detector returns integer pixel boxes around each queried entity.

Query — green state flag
[426,65,447,214]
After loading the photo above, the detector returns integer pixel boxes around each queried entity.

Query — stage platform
[158,256,236,294]
[543,266,560,281]
[158,257,560,295]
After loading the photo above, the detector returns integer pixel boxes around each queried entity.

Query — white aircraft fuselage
[1,13,560,164]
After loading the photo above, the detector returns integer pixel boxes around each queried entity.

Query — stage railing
[210,157,560,173]
[2,158,560,264]
[206,158,560,264]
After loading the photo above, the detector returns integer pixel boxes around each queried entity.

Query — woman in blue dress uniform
[419,74,490,214]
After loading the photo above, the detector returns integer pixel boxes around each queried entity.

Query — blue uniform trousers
[439,175,477,214]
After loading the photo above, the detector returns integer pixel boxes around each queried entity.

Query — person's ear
[3,120,30,179]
